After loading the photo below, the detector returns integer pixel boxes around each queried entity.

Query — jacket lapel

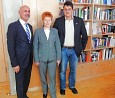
[48,28,53,42]
[73,16,79,36]
[41,28,48,41]
[62,16,65,36]
[17,20,29,43]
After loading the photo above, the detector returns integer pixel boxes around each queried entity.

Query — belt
[63,46,74,49]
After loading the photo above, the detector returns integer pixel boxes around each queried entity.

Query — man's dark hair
[63,1,73,9]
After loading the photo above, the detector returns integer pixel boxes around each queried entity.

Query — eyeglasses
[63,8,72,12]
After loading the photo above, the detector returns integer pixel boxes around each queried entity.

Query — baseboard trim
[28,87,40,92]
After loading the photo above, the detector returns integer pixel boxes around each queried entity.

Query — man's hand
[13,65,20,73]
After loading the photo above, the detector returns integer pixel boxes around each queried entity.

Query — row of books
[72,0,92,3]
[92,37,112,49]
[73,7,90,20]
[59,7,91,20]
[92,22,115,35]
[94,0,115,5]
[91,48,113,62]
[78,48,113,63]
[59,0,115,5]
[59,0,73,2]
[59,0,92,3]
[101,23,115,34]
[94,8,115,20]
[85,22,115,35]
[60,7,115,21]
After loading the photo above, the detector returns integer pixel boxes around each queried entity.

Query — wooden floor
[0,73,115,98]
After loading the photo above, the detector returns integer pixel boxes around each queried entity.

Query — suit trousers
[39,61,57,98]
[15,64,32,98]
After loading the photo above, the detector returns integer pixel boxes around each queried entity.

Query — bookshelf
[58,0,115,81]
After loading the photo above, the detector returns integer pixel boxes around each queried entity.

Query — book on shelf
[105,48,113,59]
[91,50,103,61]
[102,48,113,60]
[91,51,99,62]
[101,24,108,34]
[85,22,90,35]
[60,7,91,19]
[81,51,87,62]
[111,25,115,33]
[108,48,112,59]
[93,0,113,5]
[99,50,103,60]
[107,0,112,5]
[101,23,115,34]
[102,49,106,60]
[110,38,115,47]
[83,7,90,20]
[112,9,115,20]
[105,37,111,47]
[103,0,107,5]
[92,37,99,49]
[105,48,109,59]
[94,8,115,20]
[92,37,112,49]
[78,51,88,63]
[73,0,92,3]
[59,0,72,2]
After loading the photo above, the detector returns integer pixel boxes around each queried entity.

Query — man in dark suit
[7,5,33,98]
[53,1,88,95]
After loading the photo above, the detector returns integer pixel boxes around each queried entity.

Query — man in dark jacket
[7,5,33,98]
[53,1,88,95]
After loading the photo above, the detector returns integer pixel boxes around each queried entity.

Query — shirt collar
[19,19,26,25]
[65,16,74,20]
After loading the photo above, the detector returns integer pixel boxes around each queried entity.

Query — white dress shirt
[64,19,74,47]
[19,19,31,39]
[44,29,50,40]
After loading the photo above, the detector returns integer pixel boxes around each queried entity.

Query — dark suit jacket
[53,16,88,57]
[7,20,33,68]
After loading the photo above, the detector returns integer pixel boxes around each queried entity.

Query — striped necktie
[25,23,31,43]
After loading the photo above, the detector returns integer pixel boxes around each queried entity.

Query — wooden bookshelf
[92,32,114,37]
[94,4,115,8]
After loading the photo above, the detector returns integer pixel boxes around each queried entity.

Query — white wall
[36,0,59,27]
